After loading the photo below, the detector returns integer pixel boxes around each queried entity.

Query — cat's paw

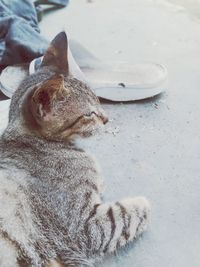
[132,196,151,237]
[119,196,150,239]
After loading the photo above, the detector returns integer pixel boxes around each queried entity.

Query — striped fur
[0,32,150,267]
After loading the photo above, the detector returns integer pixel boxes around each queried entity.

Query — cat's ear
[31,74,65,121]
[41,31,69,75]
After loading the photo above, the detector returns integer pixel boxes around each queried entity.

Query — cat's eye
[84,111,96,118]
[84,112,92,117]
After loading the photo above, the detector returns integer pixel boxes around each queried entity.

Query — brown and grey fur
[0,32,150,267]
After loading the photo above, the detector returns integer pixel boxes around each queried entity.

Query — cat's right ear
[40,31,69,75]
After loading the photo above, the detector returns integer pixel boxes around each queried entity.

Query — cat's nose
[99,113,108,124]
[102,116,108,124]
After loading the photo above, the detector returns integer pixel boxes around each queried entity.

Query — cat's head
[11,32,108,140]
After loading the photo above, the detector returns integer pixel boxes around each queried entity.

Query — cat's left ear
[41,31,69,75]
[31,74,65,122]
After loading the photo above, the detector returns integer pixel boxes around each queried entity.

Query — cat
[0,32,150,267]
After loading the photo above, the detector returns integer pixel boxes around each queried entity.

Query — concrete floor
[1,0,200,266]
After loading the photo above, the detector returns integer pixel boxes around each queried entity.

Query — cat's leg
[84,197,150,255]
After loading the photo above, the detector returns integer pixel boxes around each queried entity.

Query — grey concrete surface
[1,0,200,266]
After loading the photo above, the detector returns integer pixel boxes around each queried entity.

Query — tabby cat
[0,32,150,267]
